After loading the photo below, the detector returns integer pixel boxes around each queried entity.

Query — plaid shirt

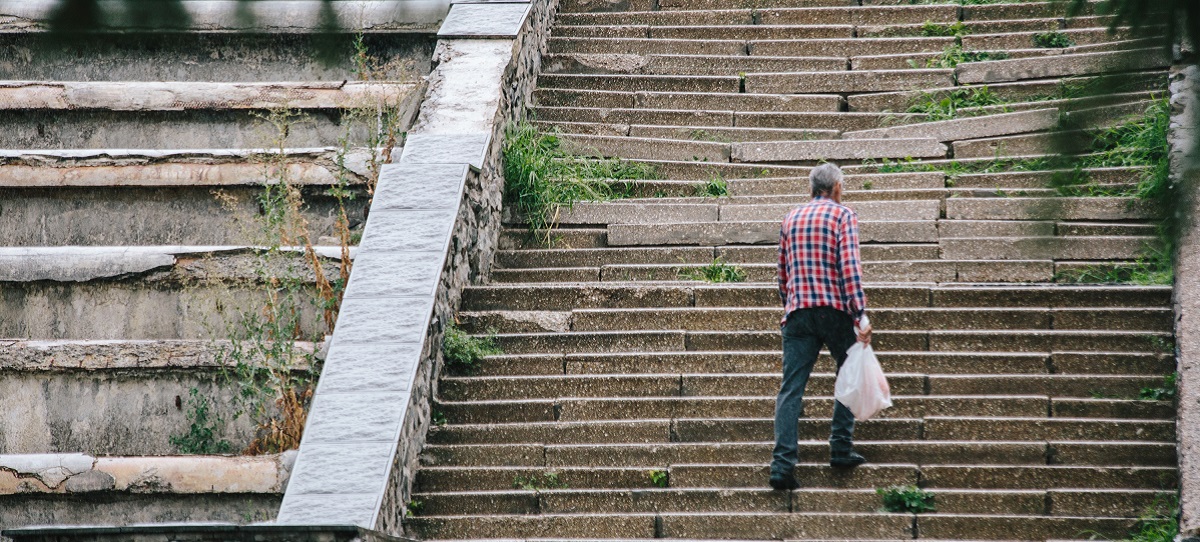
[777,196,867,324]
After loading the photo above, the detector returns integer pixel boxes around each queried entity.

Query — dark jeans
[771,306,858,476]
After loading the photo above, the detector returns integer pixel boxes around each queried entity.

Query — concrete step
[544,122,844,142]
[0,33,429,82]
[0,148,368,246]
[421,440,1177,468]
[543,53,848,77]
[729,172,946,195]
[746,69,954,95]
[548,37,748,56]
[463,283,1173,310]
[462,306,1172,334]
[0,453,288,529]
[407,511,914,540]
[603,220,935,245]
[963,27,1145,51]
[464,350,1171,377]
[731,138,947,162]
[749,37,955,57]
[546,199,942,225]
[0,339,317,454]
[558,5,956,27]
[946,197,1161,220]
[535,105,912,132]
[847,71,1166,112]
[0,247,332,340]
[956,48,1172,85]
[951,167,1144,189]
[939,236,1155,261]
[844,108,1060,143]
[538,73,740,93]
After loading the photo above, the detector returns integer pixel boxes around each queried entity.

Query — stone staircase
[407,0,1178,540]
[0,8,425,527]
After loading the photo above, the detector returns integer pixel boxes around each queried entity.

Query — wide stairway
[408,0,1177,540]
[0,7,424,526]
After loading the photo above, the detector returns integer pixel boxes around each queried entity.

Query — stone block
[302,391,409,444]
[956,48,1171,84]
[343,250,445,299]
[334,296,436,344]
[731,138,946,162]
[318,342,422,395]
[373,163,470,211]
[745,69,954,94]
[398,133,491,168]
[438,3,533,38]
[360,209,457,252]
[845,108,1059,142]
[285,442,396,495]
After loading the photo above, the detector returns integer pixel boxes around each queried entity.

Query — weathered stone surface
[956,48,1172,84]
[745,69,953,94]
[399,133,492,169]
[0,81,417,111]
[439,3,533,38]
[731,138,945,162]
[845,108,1059,142]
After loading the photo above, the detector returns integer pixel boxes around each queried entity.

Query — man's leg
[771,310,822,479]
[819,308,861,459]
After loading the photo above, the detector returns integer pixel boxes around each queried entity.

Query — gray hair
[810,162,843,197]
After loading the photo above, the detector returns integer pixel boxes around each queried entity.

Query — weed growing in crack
[503,121,659,243]
[920,20,969,39]
[443,323,502,375]
[1139,373,1177,402]
[919,45,1008,69]
[170,388,234,454]
[906,86,1009,121]
[1033,31,1075,48]
[877,485,936,513]
[695,175,729,197]
[679,258,748,283]
[648,469,669,488]
[513,471,568,490]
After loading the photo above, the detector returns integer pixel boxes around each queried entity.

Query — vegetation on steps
[1139,373,1178,402]
[1033,31,1076,48]
[907,86,1009,121]
[678,258,748,283]
[877,485,936,513]
[503,122,660,242]
[919,45,1009,69]
[443,323,502,375]
[513,471,569,490]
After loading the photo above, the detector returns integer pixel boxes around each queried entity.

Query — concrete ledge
[0,82,416,111]
[439,2,533,38]
[844,109,1060,143]
[955,48,1171,84]
[2,525,413,542]
[0,453,292,494]
[731,138,946,162]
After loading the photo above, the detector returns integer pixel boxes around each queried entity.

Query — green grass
[877,485,936,513]
[695,175,729,197]
[1033,31,1075,48]
[906,86,1009,121]
[920,20,968,38]
[870,156,1058,178]
[442,323,502,375]
[1054,258,1173,286]
[503,122,659,238]
[679,258,747,283]
[513,471,568,490]
[1139,373,1177,401]
[648,469,669,488]
[1124,496,1179,542]
[921,45,1009,68]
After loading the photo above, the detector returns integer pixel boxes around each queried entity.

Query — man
[770,162,872,491]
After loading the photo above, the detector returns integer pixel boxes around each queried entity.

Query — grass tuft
[443,323,502,375]
[877,485,936,513]
[1139,373,1177,401]
[513,471,569,490]
[907,86,1009,121]
[1033,31,1075,48]
[648,469,669,488]
[921,45,1009,68]
[920,20,968,38]
[679,258,747,283]
[696,175,729,197]
[503,122,660,240]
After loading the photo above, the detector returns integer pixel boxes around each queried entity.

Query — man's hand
[857,323,872,345]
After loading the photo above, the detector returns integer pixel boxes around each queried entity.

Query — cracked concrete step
[422,440,1177,468]
[745,69,954,94]
[535,88,844,113]
[412,487,1169,517]
[546,199,942,225]
[407,512,915,540]
[0,453,289,529]
[0,247,333,340]
[729,172,946,195]
[467,350,1172,378]
[939,236,1155,261]
[438,396,1172,424]
[544,53,849,76]
[535,105,915,132]
[548,37,749,56]
[461,306,1173,333]
[463,283,1173,310]
[542,122,844,143]
[0,82,420,149]
[847,71,1166,112]
[950,167,1145,189]
[730,138,947,162]
[748,36,956,57]
[482,329,1173,354]
[946,197,1161,220]
[956,47,1172,84]
[603,220,935,245]
[0,339,317,455]
[558,5,956,27]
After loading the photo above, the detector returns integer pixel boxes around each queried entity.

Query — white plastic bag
[834,315,893,420]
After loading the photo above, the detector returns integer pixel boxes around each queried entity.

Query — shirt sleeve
[839,210,867,320]
[777,221,788,303]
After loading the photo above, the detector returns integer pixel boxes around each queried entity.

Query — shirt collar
[812,195,835,203]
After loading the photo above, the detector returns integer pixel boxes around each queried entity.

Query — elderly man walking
[770,163,872,491]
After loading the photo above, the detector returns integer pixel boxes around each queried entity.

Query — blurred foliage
[1069,0,1199,53]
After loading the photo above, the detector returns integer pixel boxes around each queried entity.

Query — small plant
[924,45,1009,68]
[861,180,874,190]
[1054,260,1172,285]
[920,20,968,38]
[679,258,747,283]
[1033,31,1075,48]
[877,485,936,513]
[648,469,669,488]
[1127,496,1179,542]
[696,175,729,197]
[170,388,235,455]
[907,86,1008,121]
[1139,373,1178,402]
[503,122,658,242]
[442,323,501,375]
[405,499,424,518]
[432,409,448,426]
[513,471,569,490]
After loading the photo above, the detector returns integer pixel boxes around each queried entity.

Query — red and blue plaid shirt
[778,196,867,324]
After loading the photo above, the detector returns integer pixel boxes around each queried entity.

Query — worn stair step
[606,157,811,180]
[745,69,955,94]
[550,24,653,38]
[0,247,331,340]
[950,167,1144,189]
[921,463,1177,489]
[605,220,936,245]
[544,53,849,76]
[859,18,1080,38]
[660,0,853,8]
[427,420,673,445]
[847,71,1166,112]
[406,513,657,539]
[718,244,943,263]
[536,105,736,126]
[963,27,1145,51]
[738,111,925,132]
[558,9,758,26]
[731,138,947,162]
[558,133,731,162]
[1051,398,1176,419]
[500,228,608,250]
[650,24,854,41]
[1047,488,1177,517]
[724,200,941,221]
[961,1,1106,20]
[538,73,741,93]
[494,247,718,269]
[939,236,1155,261]
[749,36,955,57]
[946,196,1160,220]
[439,396,1052,423]
[730,172,946,195]
[930,374,1167,397]
[924,416,1175,442]
[593,259,1048,283]
[548,37,748,56]
[640,91,842,112]
[561,5,955,27]
[956,48,1171,84]
[930,284,1171,308]
[918,514,1135,540]
[845,108,1059,143]
[626,124,842,142]
[668,463,919,489]
[927,329,1173,353]
[412,488,788,516]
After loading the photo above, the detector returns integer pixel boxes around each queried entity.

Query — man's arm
[777,222,789,304]
[839,211,868,322]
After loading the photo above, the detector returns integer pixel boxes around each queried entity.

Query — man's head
[810,162,843,202]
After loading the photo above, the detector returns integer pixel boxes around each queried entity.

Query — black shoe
[830,450,867,468]
[769,473,800,490]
